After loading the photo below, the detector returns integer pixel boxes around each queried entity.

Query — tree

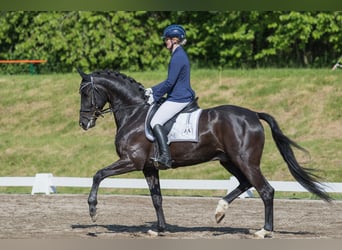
[0,11,341,74]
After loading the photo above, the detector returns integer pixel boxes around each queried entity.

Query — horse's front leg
[143,167,166,234]
[88,159,136,222]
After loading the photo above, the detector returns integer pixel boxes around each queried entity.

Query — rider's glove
[144,88,153,96]
[144,88,154,105]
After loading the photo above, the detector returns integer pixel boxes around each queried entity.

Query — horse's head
[78,68,108,130]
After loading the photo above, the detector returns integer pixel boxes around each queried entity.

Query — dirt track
[0,194,341,239]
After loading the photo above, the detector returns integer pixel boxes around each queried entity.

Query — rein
[110,103,146,114]
[95,107,113,117]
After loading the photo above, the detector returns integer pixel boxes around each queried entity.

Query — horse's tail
[257,112,332,202]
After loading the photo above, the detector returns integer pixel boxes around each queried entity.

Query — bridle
[79,76,147,120]
[79,76,113,119]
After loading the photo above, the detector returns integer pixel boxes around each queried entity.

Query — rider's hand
[144,88,154,105]
[144,88,153,97]
[147,95,154,105]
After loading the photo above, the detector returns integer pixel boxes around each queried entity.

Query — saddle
[145,97,200,142]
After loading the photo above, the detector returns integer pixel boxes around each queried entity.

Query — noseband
[79,76,112,118]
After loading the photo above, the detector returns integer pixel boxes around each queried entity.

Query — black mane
[91,70,145,92]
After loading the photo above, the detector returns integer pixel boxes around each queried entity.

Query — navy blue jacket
[152,46,195,103]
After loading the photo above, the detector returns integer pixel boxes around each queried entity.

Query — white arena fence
[0,173,341,197]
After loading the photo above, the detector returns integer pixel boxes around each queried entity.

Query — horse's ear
[77,68,91,81]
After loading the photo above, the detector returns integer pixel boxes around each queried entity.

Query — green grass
[0,69,341,198]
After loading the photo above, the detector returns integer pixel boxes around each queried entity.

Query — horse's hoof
[215,213,225,224]
[89,206,97,222]
[147,229,159,237]
[254,228,273,238]
[90,213,98,223]
[148,229,166,237]
[215,199,228,223]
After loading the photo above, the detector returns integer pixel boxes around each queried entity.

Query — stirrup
[150,157,172,170]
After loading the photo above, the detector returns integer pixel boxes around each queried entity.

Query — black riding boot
[151,124,172,169]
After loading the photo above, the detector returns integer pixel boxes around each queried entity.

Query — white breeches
[150,101,190,128]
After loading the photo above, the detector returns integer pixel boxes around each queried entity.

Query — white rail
[0,173,341,197]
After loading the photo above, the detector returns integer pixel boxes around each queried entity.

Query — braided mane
[92,70,145,91]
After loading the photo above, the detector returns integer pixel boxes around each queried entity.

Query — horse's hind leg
[143,167,166,235]
[215,162,252,223]
[252,174,274,238]
[217,156,274,238]
[239,163,274,238]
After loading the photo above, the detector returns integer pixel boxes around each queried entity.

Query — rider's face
[164,37,178,50]
[164,38,172,49]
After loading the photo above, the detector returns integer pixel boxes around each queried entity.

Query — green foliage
[0,11,341,73]
[0,11,170,73]
[260,11,342,67]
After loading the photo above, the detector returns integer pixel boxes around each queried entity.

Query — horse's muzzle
[79,117,96,130]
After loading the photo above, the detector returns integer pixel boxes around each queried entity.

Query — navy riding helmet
[162,24,186,41]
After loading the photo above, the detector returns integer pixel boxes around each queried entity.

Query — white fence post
[31,173,56,195]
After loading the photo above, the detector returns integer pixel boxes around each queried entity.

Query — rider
[145,24,196,169]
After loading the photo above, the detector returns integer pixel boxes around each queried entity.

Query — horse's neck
[104,78,143,104]
[98,76,146,129]
[97,79,140,109]
[112,104,147,132]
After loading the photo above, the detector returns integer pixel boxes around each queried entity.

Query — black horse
[78,69,331,238]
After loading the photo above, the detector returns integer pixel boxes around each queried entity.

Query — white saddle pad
[146,109,202,144]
